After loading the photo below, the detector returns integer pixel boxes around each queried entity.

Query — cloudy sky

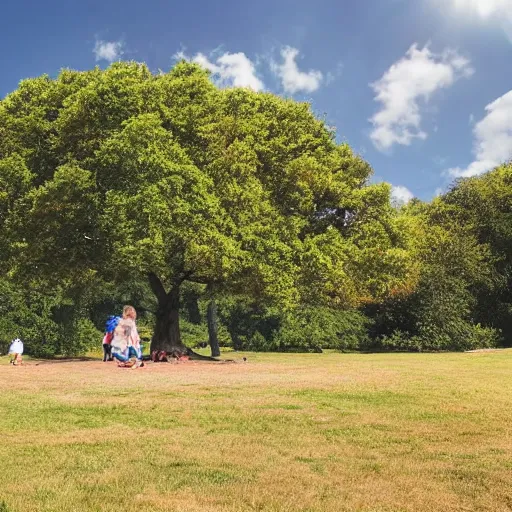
[2,0,512,202]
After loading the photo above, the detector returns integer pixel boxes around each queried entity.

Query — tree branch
[170,270,194,287]
[148,272,167,304]
[186,276,222,286]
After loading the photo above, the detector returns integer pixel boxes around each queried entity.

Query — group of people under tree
[102,305,144,369]
[102,305,192,367]
[6,304,193,367]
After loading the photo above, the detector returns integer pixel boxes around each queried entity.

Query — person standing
[102,316,120,362]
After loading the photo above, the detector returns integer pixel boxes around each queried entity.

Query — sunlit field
[1,350,511,512]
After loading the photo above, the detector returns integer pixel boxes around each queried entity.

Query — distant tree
[368,193,503,351]
[443,164,512,345]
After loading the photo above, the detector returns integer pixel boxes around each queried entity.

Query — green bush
[417,321,500,352]
[376,322,500,353]
[379,331,426,352]
[0,316,18,354]
[244,331,278,352]
[273,308,370,352]
[217,298,280,351]
[218,298,371,353]
[465,323,502,350]
[60,318,103,357]
[180,317,233,349]
[21,316,61,358]
[180,319,208,348]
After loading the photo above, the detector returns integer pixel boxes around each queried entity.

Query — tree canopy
[1,61,510,355]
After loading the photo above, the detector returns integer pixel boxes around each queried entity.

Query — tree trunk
[207,299,221,357]
[182,287,202,325]
[147,272,221,361]
[150,284,187,355]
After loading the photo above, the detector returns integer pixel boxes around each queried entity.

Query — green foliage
[275,308,370,352]
[61,318,103,357]
[0,275,151,358]
[217,297,369,353]
[442,164,512,345]
[180,319,209,348]
[0,277,61,357]
[378,324,499,352]
[1,62,410,302]
[367,178,508,352]
[1,61,509,354]
[217,297,279,351]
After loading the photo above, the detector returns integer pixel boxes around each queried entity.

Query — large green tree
[442,165,512,345]
[0,61,411,355]
[367,185,505,351]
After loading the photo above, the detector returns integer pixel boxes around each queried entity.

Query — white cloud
[190,51,264,91]
[173,49,187,61]
[391,185,415,204]
[369,44,474,151]
[452,0,512,18]
[271,46,323,94]
[94,40,123,62]
[448,90,512,177]
[448,0,512,42]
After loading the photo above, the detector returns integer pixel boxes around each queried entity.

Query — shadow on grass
[32,356,101,365]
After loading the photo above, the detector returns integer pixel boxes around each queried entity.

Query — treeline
[0,62,510,356]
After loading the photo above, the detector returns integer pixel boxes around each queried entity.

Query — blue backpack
[105,315,121,334]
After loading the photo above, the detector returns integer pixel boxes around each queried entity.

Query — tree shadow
[32,356,102,365]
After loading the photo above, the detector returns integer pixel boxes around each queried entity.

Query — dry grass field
[1,350,511,512]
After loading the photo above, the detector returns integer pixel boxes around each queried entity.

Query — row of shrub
[0,257,505,357]
[215,303,500,353]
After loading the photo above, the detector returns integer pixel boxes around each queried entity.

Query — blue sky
[2,0,512,202]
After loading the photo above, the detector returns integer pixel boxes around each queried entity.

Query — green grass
[1,351,511,511]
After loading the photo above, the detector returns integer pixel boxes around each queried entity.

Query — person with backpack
[102,316,120,362]
[111,306,143,369]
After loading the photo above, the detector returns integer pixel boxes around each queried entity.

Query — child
[8,338,24,366]
[111,306,143,369]
[102,315,120,362]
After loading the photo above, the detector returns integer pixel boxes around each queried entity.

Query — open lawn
[1,351,511,512]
